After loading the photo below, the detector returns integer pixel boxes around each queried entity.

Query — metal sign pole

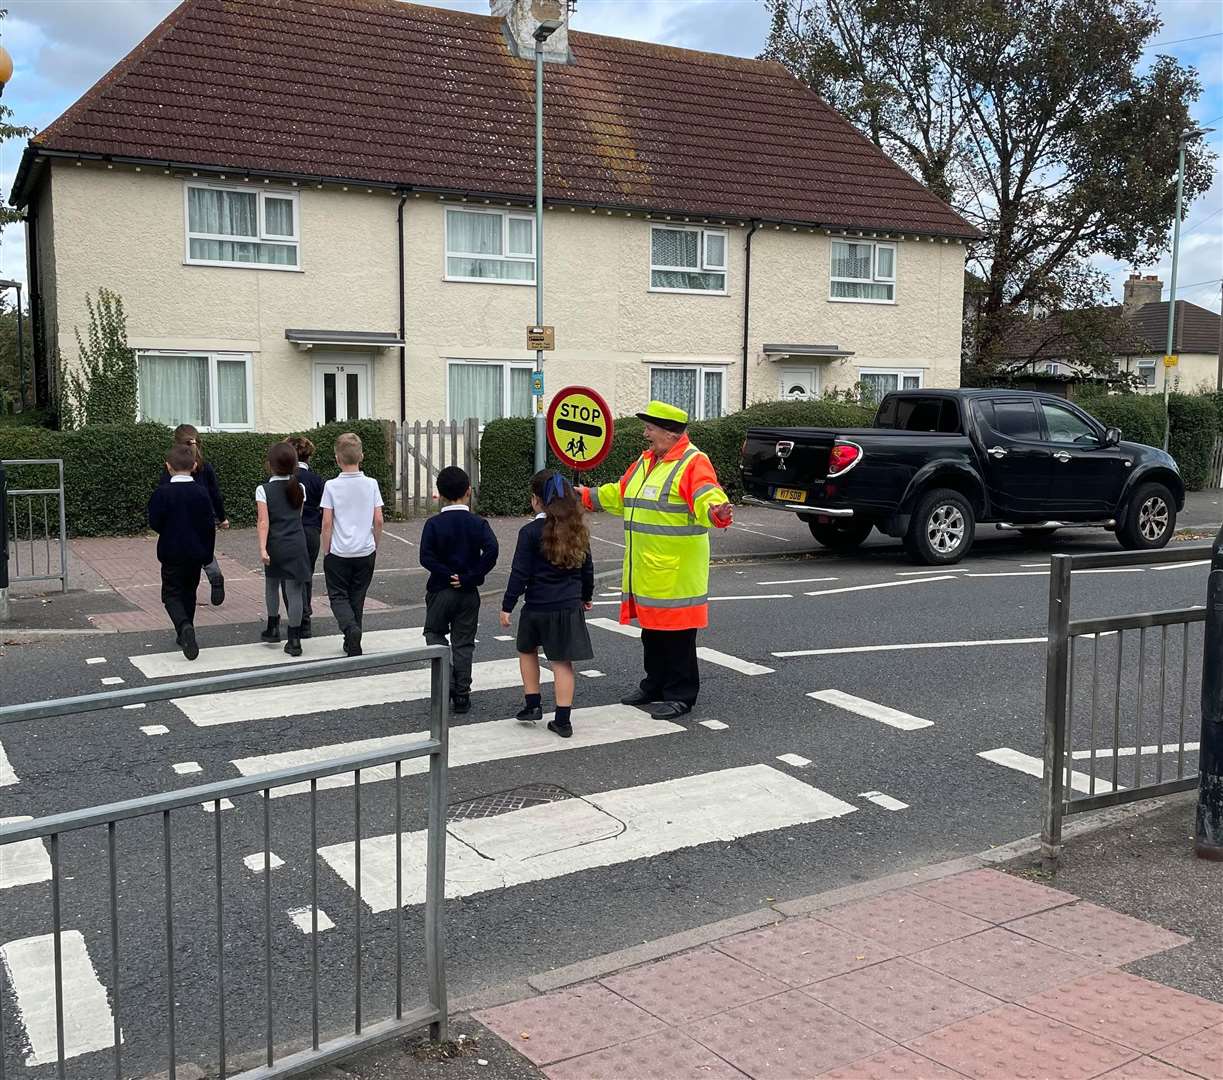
[533,37,546,473]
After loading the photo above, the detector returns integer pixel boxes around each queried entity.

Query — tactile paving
[1023,970,1223,1053]
[1154,1024,1223,1079]
[686,989,895,1079]
[913,927,1097,1001]
[714,916,897,987]
[601,946,788,1025]
[1101,1056,1208,1079]
[815,890,992,954]
[1006,902,1189,966]
[474,982,664,1066]
[907,1003,1138,1080]
[910,869,1077,923]
[543,1030,748,1080]
[806,956,1000,1041]
[818,1045,973,1079]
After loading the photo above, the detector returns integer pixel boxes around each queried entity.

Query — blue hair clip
[545,473,568,504]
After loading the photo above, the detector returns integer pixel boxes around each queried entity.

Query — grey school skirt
[516,606,594,662]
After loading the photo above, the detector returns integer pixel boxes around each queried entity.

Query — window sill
[184,260,303,273]
[443,276,535,287]
[827,296,896,305]
[648,287,729,297]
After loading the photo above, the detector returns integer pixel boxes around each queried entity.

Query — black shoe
[343,627,363,657]
[284,628,303,658]
[299,618,312,640]
[210,575,226,606]
[547,719,573,739]
[620,689,655,707]
[260,616,280,643]
[650,701,691,721]
[180,624,199,661]
[516,703,543,725]
[451,694,471,715]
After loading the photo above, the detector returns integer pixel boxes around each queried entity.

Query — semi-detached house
[10,0,978,434]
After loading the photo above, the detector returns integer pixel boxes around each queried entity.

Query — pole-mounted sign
[547,385,613,471]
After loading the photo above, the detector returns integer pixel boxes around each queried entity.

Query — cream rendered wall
[45,162,401,431]
[1122,353,1218,394]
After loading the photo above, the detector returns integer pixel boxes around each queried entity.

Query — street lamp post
[532,19,561,473]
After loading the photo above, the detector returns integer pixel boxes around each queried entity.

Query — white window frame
[1137,358,1158,388]
[649,224,729,295]
[444,207,537,285]
[183,182,301,271]
[445,360,537,426]
[829,239,897,304]
[857,367,924,398]
[136,350,255,432]
[648,365,727,421]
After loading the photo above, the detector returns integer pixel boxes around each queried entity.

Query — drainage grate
[447,783,573,823]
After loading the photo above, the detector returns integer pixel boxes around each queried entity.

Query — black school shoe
[451,694,471,715]
[547,718,573,739]
[299,617,312,639]
[343,627,363,656]
[210,575,226,606]
[179,624,199,661]
[650,701,691,720]
[516,703,543,725]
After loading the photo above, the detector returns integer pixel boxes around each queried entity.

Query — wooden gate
[399,419,481,516]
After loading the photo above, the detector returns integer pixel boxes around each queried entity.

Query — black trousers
[160,562,202,636]
[324,552,376,635]
[285,527,322,619]
[640,627,700,707]
[423,588,481,696]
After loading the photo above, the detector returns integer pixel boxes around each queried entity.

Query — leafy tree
[763,0,1214,381]
[0,295,32,413]
[0,9,34,232]
[63,289,137,428]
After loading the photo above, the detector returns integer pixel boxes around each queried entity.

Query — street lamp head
[534,18,562,42]
[1181,126,1215,144]
[0,44,13,96]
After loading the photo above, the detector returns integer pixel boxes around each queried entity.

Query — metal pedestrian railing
[0,646,450,1080]
[1,458,68,597]
[1041,546,1209,864]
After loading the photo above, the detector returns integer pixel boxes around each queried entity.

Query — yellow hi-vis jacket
[579,435,729,630]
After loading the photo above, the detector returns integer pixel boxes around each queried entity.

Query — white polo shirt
[321,471,383,557]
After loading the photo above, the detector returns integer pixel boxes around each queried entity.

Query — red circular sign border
[546,385,615,472]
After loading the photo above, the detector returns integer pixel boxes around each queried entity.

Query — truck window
[979,400,1042,441]
[1041,402,1099,444]
[876,397,962,433]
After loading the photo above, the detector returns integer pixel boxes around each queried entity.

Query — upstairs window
[185,184,298,268]
[650,226,728,293]
[445,209,536,283]
[830,240,895,302]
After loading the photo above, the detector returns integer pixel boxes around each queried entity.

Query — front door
[314,361,370,425]
[1039,400,1129,518]
[780,368,818,401]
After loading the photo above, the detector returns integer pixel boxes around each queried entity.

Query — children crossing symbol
[547,386,614,471]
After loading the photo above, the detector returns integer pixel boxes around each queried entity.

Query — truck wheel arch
[900,465,987,519]
[1123,466,1185,512]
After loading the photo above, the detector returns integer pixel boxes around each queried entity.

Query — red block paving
[714,917,897,988]
[911,868,1078,923]
[543,1031,749,1080]
[1154,1024,1223,1079]
[1005,902,1191,967]
[1101,1059,1206,1079]
[814,891,992,954]
[817,1045,971,1079]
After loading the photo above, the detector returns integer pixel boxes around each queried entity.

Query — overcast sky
[0,0,1219,312]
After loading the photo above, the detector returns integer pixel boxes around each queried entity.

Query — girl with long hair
[500,470,595,738]
[255,441,311,655]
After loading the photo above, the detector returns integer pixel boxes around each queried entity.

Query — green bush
[0,419,392,536]
[1075,393,1164,448]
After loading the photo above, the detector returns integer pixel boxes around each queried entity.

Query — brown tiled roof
[1004,300,1220,361]
[15,0,978,237]
[1129,301,1221,356]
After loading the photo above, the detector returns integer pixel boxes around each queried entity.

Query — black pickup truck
[739,389,1184,565]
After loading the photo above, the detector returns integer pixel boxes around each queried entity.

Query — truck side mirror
[1104,427,1121,447]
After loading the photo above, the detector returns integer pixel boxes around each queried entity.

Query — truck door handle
[987,446,1008,459]
[1053,451,1071,462]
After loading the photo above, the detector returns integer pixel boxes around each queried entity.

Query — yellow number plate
[774,487,807,503]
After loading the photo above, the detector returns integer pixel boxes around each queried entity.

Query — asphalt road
[0,526,1212,1078]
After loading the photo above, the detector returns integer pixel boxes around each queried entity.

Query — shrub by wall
[0,419,392,536]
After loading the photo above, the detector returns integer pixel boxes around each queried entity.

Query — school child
[321,433,384,657]
[147,442,217,660]
[286,435,325,638]
[419,466,499,715]
[256,441,311,657]
[500,470,594,738]
[156,424,229,605]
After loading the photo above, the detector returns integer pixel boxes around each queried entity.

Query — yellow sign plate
[1164,354,1178,368]
[547,385,613,470]
[527,325,556,351]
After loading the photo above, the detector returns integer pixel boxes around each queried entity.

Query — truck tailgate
[741,426,855,487]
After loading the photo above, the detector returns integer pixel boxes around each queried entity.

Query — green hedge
[0,419,392,536]
[476,400,874,516]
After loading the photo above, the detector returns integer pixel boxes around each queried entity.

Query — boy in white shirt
[320,433,384,656]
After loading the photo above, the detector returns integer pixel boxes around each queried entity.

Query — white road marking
[287,906,335,933]
[977,748,1119,794]
[494,635,515,641]
[176,656,543,727]
[123,704,146,711]
[172,762,202,775]
[0,741,18,787]
[232,705,681,798]
[243,852,285,872]
[1077,568,1147,575]
[85,657,106,665]
[756,577,838,586]
[804,577,954,597]
[578,669,605,678]
[777,753,811,767]
[320,764,856,910]
[774,636,1046,659]
[139,724,169,735]
[731,524,792,542]
[708,593,793,602]
[0,817,52,888]
[132,627,427,678]
[589,533,626,549]
[100,676,124,686]
[0,932,118,1065]
[807,690,934,731]
[587,618,774,675]
[895,568,973,576]
[699,720,729,730]
[860,791,909,811]
[589,617,641,639]
[967,571,1048,578]
[381,530,416,547]
[1071,742,1199,760]
[1153,560,1210,572]
[202,799,235,812]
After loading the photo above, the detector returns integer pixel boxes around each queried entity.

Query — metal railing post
[425,652,451,1041]
[0,462,9,621]
[1042,554,1073,868]
[1196,524,1223,858]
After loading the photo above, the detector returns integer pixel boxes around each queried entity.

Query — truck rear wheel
[904,489,975,565]
[807,518,873,552]
[1116,482,1176,550]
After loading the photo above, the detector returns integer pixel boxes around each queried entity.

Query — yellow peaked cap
[638,400,689,425]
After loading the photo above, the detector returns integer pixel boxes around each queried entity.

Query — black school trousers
[640,627,700,707]
[160,562,202,636]
[423,588,481,696]
[324,552,376,634]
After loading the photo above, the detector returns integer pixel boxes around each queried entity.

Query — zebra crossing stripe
[232,704,682,798]
[0,740,18,787]
[0,817,52,888]
[319,764,857,911]
[586,618,773,675]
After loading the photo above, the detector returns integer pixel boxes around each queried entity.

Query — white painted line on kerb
[777,753,812,767]
[243,852,285,872]
[805,577,954,597]
[699,720,729,730]
[774,637,1046,659]
[1153,560,1210,572]
[860,791,909,811]
[1071,742,1199,760]
[232,704,682,798]
[756,577,839,586]
[808,690,933,731]
[977,748,1119,794]
[132,627,426,679]
[176,656,544,727]
[85,657,106,665]
[1,817,52,888]
[588,617,774,675]
[287,906,335,934]
[140,724,169,736]
[172,762,202,776]
[0,932,118,1065]
[0,741,19,787]
[320,764,857,910]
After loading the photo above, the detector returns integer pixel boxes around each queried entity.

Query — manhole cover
[447,783,572,823]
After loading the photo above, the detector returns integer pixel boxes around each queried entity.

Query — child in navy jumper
[420,466,499,714]
[155,424,229,606]
[500,470,594,738]
[287,435,325,638]
[148,443,217,660]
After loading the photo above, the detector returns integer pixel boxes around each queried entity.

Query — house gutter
[24,201,45,409]
[741,220,763,410]
[396,190,409,425]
